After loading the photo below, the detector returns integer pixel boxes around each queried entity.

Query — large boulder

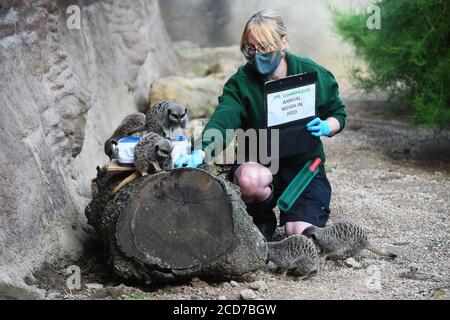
[173,41,245,79]
[149,42,245,119]
[149,76,225,119]
[0,0,177,298]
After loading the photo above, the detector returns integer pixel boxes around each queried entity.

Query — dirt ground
[34,100,449,300]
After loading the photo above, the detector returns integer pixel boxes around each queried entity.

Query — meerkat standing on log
[128,101,189,138]
[302,221,398,260]
[112,132,173,194]
[267,235,319,279]
[134,132,173,175]
[104,112,146,160]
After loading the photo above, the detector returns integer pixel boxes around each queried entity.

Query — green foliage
[331,0,450,127]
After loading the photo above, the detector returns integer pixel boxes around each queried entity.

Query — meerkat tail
[366,245,397,259]
[112,172,140,194]
[126,125,146,136]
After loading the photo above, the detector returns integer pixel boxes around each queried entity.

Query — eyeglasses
[243,43,275,57]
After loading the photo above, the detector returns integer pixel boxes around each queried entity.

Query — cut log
[85,167,267,283]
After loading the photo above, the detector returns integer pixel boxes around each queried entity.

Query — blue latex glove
[306,117,330,137]
[174,150,205,168]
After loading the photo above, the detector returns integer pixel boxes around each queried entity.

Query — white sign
[266,83,316,127]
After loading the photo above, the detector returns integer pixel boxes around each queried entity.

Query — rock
[0,0,177,298]
[190,277,209,288]
[85,283,104,291]
[205,287,216,296]
[431,289,447,299]
[46,292,59,300]
[205,59,243,80]
[116,284,128,290]
[249,280,268,292]
[345,258,362,269]
[229,280,239,287]
[240,289,257,300]
[149,76,224,119]
[173,41,244,79]
[432,240,445,251]
[149,43,245,120]
[217,295,227,300]
[113,284,138,296]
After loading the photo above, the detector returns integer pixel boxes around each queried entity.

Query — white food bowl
[116,137,141,166]
[170,135,191,166]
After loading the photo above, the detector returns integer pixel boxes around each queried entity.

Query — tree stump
[85,167,267,283]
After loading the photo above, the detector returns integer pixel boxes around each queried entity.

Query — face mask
[249,50,282,76]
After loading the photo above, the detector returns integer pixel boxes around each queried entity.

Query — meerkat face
[302,226,327,246]
[155,139,173,159]
[303,226,337,255]
[167,103,188,126]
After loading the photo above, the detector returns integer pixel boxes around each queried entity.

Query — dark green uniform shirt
[197,50,347,167]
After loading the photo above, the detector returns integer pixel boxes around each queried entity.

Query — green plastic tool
[277,157,322,211]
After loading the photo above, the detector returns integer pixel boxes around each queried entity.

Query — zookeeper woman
[175,9,347,241]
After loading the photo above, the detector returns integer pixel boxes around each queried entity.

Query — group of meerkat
[103,101,189,194]
[267,221,397,279]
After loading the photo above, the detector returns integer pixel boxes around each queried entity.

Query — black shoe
[251,210,277,241]
[244,185,277,241]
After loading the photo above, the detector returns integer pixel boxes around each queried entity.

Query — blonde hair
[240,9,288,53]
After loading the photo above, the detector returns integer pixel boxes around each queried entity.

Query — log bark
[85,167,267,283]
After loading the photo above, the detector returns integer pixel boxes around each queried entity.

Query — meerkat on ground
[128,100,188,138]
[267,235,319,279]
[302,221,398,260]
[112,132,173,194]
[104,112,146,160]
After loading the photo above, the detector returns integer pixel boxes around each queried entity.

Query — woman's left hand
[306,117,330,137]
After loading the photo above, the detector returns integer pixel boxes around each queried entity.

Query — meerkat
[267,235,319,279]
[104,112,146,160]
[128,100,188,138]
[135,132,173,174]
[302,221,397,260]
[112,132,173,194]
